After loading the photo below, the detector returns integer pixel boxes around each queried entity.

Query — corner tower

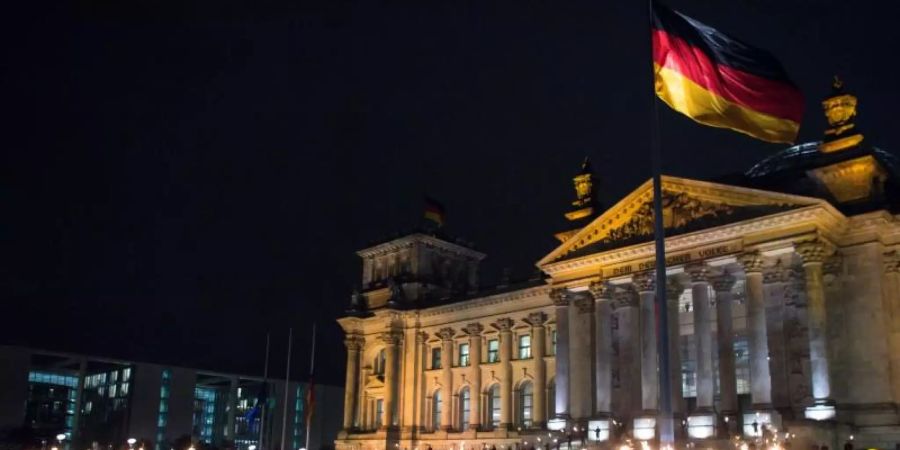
[347,232,486,315]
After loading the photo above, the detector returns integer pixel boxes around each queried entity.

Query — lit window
[459,387,470,430]
[431,347,442,370]
[518,334,532,359]
[518,382,533,427]
[458,343,470,367]
[123,368,131,381]
[431,391,442,431]
[375,399,384,429]
[487,339,499,363]
[375,349,386,376]
[488,385,500,428]
[121,382,129,396]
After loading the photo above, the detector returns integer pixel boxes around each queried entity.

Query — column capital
[589,280,613,301]
[463,323,484,336]
[612,285,638,309]
[795,239,835,265]
[823,253,843,277]
[523,312,547,327]
[550,288,569,306]
[632,272,655,293]
[666,278,686,301]
[685,263,710,283]
[738,250,765,273]
[573,295,595,314]
[380,331,402,346]
[494,317,515,332]
[415,331,428,344]
[885,250,900,273]
[711,273,736,292]
[436,327,455,342]
[763,263,786,284]
[344,335,365,351]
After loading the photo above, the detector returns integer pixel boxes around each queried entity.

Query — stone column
[359,367,371,429]
[437,327,455,430]
[465,323,484,430]
[795,240,835,412]
[712,274,738,422]
[496,317,515,429]
[665,279,685,418]
[525,312,548,427]
[550,289,571,421]
[884,251,900,404]
[590,281,613,416]
[739,251,773,409]
[416,331,429,431]
[343,335,363,430]
[570,294,595,420]
[686,263,715,412]
[633,273,658,413]
[382,331,402,429]
[614,286,641,420]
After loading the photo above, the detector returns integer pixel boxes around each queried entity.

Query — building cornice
[357,233,486,260]
[540,204,846,279]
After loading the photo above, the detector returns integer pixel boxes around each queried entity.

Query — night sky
[4,0,898,384]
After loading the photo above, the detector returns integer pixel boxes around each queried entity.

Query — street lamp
[249,446,257,450]
[127,439,137,450]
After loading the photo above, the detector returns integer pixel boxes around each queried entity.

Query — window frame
[517,334,532,359]
[487,339,499,363]
[431,347,442,370]
[458,343,470,367]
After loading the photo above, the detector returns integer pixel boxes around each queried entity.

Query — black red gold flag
[652,3,804,143]
[424,197,446,227]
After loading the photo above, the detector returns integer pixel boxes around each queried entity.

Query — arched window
[374,349,386,376]
[459,387,471,430]
[432,390,442,431]
[518,382,533,427]
[487,385,500,429]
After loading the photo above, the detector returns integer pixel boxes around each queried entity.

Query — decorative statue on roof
[386,276,404,307]
[821,76,864,153]
[572,157,595,209]
[348,289,367,315]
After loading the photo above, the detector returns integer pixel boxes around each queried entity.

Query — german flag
[652,2,803,144]
[424,197,446,227]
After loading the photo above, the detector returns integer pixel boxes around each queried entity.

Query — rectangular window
[431,347,442,370]
[375,399,384,429]
[518,334,532,359]
[487,339,499,363]
[458,343,470,367]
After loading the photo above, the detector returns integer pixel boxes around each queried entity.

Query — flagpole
[304,323,317,450]
[281,328,294,450]
[260,333,271,450]
[648,0,674,446]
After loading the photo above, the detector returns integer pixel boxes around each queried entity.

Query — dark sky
[4,0,898,384]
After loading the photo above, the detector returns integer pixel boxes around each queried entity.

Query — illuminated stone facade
[336,84,900,449]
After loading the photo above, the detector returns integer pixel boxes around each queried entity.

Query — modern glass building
[0,346,343,450]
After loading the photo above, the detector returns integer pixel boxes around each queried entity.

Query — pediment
[539,176,829,266]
